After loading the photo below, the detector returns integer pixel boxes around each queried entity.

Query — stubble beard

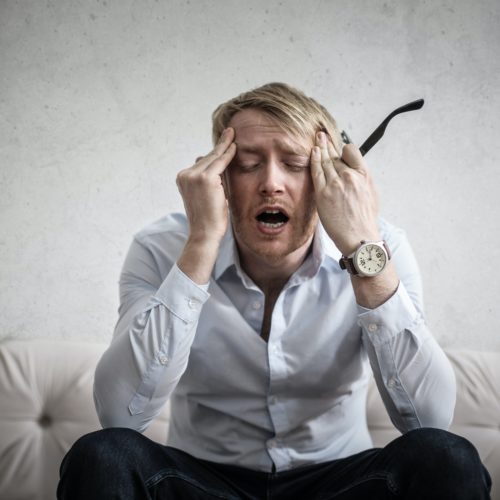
[229,202,319,265]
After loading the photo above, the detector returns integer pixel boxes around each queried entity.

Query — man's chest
[180,276,365,400]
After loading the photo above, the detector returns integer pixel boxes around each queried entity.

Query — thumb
[341,143,366,170]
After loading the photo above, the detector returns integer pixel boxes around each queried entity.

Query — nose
[258,161,285,196]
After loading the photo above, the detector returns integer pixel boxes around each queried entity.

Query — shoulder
[133,213,189,258]
[135,212,188,238]
[135,213,188,239]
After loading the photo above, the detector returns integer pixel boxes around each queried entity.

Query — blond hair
[212,82,342,150]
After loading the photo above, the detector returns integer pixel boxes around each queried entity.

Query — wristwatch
[339,240,391,277]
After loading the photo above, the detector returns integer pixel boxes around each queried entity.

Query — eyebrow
[235,139,310,157]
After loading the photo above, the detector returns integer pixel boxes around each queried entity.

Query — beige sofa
[0,339,498,500]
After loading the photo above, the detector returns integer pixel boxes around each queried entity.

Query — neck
[238,237,314,296]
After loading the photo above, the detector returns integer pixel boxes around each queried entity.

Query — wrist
[177,236,222,285]
[351,264,400,309]
[186,231,224,251]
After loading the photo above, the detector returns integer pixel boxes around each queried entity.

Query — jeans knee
[403,428,481,472]
[389,428,491,497]
[58,428,156,499]
[63,427,146,472]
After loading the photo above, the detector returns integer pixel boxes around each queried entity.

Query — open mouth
[255,209,289,229]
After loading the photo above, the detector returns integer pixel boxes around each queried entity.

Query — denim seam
[145,469,240,499]
[386,472,400,495]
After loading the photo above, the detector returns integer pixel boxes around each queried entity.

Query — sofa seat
[1,339,498,499]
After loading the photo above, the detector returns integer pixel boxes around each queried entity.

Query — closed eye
[235,163,260,172]
[231,161,309,173]
[285,163,309,172]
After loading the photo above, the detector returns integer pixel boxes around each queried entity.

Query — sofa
[0,339,498,500]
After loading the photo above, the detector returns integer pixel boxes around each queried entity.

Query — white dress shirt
[94,213,456,472]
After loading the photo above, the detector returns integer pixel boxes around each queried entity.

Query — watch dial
[355,244,387,276]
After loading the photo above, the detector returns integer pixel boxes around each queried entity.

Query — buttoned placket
[266,290,293,469]
[241,290,265,333]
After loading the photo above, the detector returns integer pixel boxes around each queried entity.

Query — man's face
[225,108,318,267]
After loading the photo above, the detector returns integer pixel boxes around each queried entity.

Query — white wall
[1,0,499,349]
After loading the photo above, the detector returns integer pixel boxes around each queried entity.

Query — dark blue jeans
[57,427,491,499]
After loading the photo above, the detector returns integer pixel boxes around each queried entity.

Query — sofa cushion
[1,340,498,499]
[0,340,168,500]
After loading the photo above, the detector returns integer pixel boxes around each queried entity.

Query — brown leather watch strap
[339,256,358,275]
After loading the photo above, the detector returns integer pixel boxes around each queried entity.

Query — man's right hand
[175,128,236,284]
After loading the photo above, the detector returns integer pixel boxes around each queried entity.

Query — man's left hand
[310,131,381,256]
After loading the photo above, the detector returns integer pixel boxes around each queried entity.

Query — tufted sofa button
[38,414,52,428]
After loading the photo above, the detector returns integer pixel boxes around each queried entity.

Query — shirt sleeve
[359,223,456,433]
[93,236,210,432]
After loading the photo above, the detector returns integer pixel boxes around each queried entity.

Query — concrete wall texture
[1,0,499,349]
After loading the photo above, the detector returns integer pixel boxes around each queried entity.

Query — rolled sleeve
[359,283,455,432]
[358,283,424,347]
[153,264,210,324]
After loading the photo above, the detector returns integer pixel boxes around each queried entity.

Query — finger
[310,146,326,190]
[205,142,237,175]
[327,141,350,176]
[327,139,341,161]
[195,128,235,170]
[210,127,236,160]
[326,133,342,159]
[341,143,366,171]
[316,131,339,183]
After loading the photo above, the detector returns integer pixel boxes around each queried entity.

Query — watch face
[354,243,387,276]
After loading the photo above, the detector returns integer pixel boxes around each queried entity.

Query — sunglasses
[341,99,424,156]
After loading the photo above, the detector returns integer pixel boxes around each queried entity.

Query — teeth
[265,210,280,214]
[260,221,285,229]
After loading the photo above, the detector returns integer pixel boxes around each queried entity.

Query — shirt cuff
[357,283,422,347]
[153,264,210,323]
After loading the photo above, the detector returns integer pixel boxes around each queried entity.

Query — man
[58,83,491,498]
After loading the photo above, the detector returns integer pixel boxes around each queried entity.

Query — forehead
[228,108,312,155]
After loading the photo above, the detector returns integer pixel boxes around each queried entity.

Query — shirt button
[368,323,378,333]
[252,301,262,310]
[158,354,169,365]
[387,377,397,388]
[268,438,278,449]
[187,298,198,309]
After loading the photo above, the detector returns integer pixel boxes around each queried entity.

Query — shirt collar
[213,224,240,281]
[213,223,342,282]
